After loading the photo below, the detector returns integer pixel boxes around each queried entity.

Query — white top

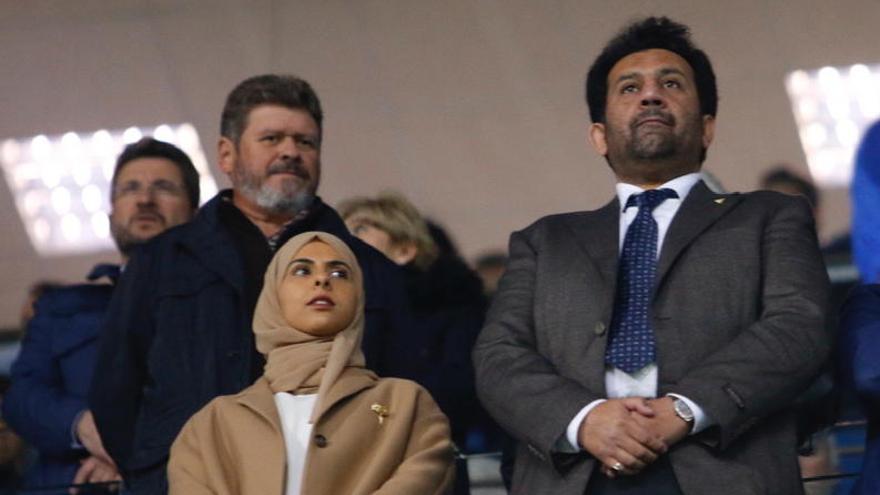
[564,173,713,450]
[274,392,318,495]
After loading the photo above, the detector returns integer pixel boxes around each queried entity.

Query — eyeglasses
[114,179,185,199]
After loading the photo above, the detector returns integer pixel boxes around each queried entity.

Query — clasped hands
[72,410,122,494]
[577,396,690,478]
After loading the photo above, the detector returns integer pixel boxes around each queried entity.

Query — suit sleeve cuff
[559,399,607,452]
[667,393,713,434]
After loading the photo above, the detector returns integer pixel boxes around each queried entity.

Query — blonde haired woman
[339,193,501,462]
[168,232,454,494]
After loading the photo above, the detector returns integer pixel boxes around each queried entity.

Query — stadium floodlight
[786,63,880,187]
[0,123,218,256]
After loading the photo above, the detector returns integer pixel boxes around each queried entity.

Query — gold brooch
[371,403,389,425]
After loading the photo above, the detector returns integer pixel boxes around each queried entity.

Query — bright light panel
[0,124,218,256]
[786,63,880,187]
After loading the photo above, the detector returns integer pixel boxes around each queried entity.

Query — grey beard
[240,180,314,216]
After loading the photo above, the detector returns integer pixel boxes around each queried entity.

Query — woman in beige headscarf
[167,232,455,495]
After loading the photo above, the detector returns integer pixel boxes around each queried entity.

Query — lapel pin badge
[714,198,726,204]
[371,403,389,425]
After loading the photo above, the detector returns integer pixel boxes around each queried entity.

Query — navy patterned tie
[605,188,678,374]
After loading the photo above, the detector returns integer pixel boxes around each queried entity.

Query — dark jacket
[839,284,880,495]
[474,184,830,494]
[3,265,118,492]
[383,254,488,448]
[88,192,408,486]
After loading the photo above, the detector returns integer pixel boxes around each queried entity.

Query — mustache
[267,160,310,180]
[632,109,675,128]
[130,208,166,225]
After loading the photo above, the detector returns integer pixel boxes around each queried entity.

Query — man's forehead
[243,104,320,134]
[116,157,183,182]
[608,48,695,82]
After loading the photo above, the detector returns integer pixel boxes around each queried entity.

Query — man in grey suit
[473,17,830,495]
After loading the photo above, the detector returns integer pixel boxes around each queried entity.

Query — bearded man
[474,17,830,495]
[89,75,409,494]
[5,138,199,493]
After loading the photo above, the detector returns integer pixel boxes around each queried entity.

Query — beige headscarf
[253,231,374,423]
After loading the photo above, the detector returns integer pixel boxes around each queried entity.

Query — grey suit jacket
[473,181,830,495]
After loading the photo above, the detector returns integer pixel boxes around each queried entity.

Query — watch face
[674,399,694,421]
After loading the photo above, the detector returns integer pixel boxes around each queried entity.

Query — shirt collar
[219,190,314,249]
[615,172,702,212]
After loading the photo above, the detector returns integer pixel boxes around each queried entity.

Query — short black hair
[761,166,819,209]
[220,74,323,145]
[586,16,718,124]
[112,137,200,208]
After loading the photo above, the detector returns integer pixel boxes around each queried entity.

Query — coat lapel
[311,369,378,423]
[562,200,620,394]
[238,371,378,429]
[236,377,284,433]
[564,198,620,293]
[176,196,246,295]
[232,378,288,494]
[655,181,740,289]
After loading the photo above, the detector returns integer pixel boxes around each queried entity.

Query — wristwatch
[671,397,695,427]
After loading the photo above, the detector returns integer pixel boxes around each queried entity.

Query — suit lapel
[655,181,740,289]
[564,198,620,293]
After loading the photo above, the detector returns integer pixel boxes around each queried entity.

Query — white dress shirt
[564,172,713,450]
[274,392,318,495]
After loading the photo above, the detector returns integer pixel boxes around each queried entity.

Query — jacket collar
[171,190,354,298]
[173,191,246,293]
[237,370,378,430]
[562,179,737,304]
[656,180,740,287]
[561,200,620,325]
[564,199,620,292]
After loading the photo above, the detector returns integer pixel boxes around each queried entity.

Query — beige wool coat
[168,371,455,495]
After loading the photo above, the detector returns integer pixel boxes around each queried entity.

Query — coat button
[314,434,328,448]
[593,322,606,336]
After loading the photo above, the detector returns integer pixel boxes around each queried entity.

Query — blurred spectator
[837,119,880,495]
[761,166,819,211]
[852,120,880,284]
[0,281,61,492]
[0,418,24,495]
[839,285,880,495]
[339,192,492,450]
[759,165,851,260]
[19,282,63,330]
[427,219,462,259]
[0,282,60,379]
[2,138,199,494]
[473,251,507,299]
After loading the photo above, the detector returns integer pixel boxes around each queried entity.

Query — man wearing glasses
[3,138,199,493]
